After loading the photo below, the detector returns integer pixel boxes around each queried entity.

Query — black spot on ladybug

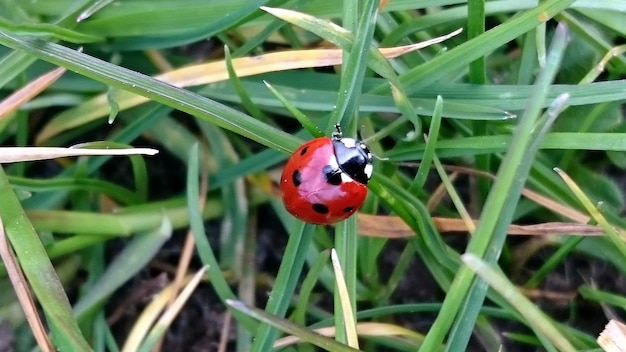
[292,170,302,187]
[322,165,342,186]
[312,203,329,214]
[300,146,309,156]
[343,206,354,213]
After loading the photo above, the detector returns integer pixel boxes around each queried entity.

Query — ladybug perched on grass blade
[280,125,373,225]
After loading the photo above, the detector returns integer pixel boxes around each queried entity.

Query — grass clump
[1,1,626,351]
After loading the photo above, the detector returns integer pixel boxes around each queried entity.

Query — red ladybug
[280,126,373,225]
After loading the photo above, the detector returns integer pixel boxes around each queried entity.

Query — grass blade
[421,23,571,351]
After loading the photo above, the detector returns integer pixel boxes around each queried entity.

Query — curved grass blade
[227,299,360,352]
[410,95,443,191]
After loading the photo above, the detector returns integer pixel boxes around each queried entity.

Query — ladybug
[280,125,373,225]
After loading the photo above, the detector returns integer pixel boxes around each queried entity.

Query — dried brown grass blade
[0,67,66,120]
[357,213,605,238]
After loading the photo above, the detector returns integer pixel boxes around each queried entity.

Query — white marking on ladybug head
[327,154,339,168]
[339,138,357,149]
[364,163,373,179]
[341,173,353,183]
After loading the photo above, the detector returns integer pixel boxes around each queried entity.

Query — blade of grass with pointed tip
[421,23,570,351]
[224,46,267,121]
[263,81,323,138]
[331,248,359,348]
[411,95,443,191]
[554,168,626,259]
[432,155,475,234]
[35,44,451,142]
[0,66,66,120]
[334,216,359,345]
[579,285,626,312]
[462,253,576,351]
[0,147,157,163]
[202,79,511,120]
[185,143,256,331]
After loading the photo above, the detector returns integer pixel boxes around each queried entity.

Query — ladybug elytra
[280,126,373,225]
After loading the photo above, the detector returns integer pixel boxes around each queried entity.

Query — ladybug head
[332,138,373,185]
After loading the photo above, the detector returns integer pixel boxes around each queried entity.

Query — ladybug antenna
[359,124,377,144]
[372,153,389,161]
[358,125,389,161]
[331,124,342,140]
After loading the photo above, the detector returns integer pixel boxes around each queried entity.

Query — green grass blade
[228,299,360,352]
[334,217,359,344]
[0,33,301,154]
[462,254,576,351]
[0,167,91,351]
[73,218,171,319]
[185,143,256,331]
[382,0,576,94]
[411,95,443,191]
[0,18,102,43]
[421,23,570,351]
[329,0,377,130]
[251,222,315,351]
